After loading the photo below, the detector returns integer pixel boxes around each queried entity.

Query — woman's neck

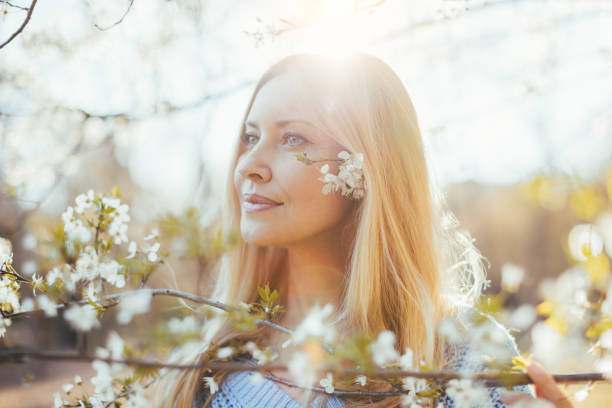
[276,216,355,330]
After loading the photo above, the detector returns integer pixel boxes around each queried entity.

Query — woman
[155,52,574,408]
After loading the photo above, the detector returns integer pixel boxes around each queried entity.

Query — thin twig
[0,0,28,11]
[92,0,134,31]
[0,0,37,49]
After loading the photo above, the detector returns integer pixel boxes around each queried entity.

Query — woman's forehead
[246,73,327,128]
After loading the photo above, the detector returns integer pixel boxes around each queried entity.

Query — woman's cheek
[284,159,324,194]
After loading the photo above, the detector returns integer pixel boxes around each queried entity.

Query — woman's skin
[232,71,575,407]
[499,361,575,408]
[233,71,357,401]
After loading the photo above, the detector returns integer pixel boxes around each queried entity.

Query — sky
[1,0,611,218]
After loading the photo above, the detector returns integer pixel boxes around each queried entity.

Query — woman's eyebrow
[245,119,316,129]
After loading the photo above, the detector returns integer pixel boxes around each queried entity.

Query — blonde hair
[153,52,488,407]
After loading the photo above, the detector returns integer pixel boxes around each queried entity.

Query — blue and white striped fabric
[194,315,535,407]
[202,370,344,408]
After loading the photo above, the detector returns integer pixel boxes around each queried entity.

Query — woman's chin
[240,231,279,247]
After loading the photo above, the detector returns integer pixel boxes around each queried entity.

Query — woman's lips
[242,202,283,213]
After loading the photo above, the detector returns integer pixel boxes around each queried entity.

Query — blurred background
[1,0,611,406]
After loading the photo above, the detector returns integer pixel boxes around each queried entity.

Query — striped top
[193,315,535,407]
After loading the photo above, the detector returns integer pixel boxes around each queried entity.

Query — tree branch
[0,346,606,390]
[4,287,295,338]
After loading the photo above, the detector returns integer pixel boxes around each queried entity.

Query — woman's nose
[237,153,272,184]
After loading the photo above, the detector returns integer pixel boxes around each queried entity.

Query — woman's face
[233,72,354,247]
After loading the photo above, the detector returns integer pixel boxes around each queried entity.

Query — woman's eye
[243,133,259,146]
[283,133,307,146]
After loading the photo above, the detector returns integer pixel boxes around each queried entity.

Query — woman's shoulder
[441,310,536,406]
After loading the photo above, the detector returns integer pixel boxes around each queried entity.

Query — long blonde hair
[154,52,488,407]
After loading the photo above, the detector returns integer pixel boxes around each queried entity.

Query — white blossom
[401,392,423,408]
[142,241,160,262]
[109,220,128,245]
[0,251,12,268]
[62,383,74,393]
[0,275,20,313]
[0,237,12,267]
[46,267,63,286]
[62,206,92,243]
[438,318,464,344]
[86,282,99,302]
[244,341,277,365]
[45,265,75,292]
[99,259,125,288]
[88,395,105,408]
[538,267,591,324]
[399,347,415,370]
[508,304,537,330]
[501,263,525,292]
[287,351,317,389]
[105,331,125,365]
[317,150,366,200]
[75,189,95,214]
[103,197,130,245]
[369,330,400,367]
[117,290,152,324]
[91,360,115,402]
[168,315,198,334]
[203,376,218,394]
[595,355,612,380]
[125,382,149,408]
[291,303,336,344]
[74,246,100,282]
[126,241,137,259]
[21,259,36,276]
[61,206,75,226]
[530,322,571,370]
[31,273,43,295]
[144,228,159,241]
[62,268,77,293]
[37,294,58,317]
[402,376,428,394]
[445,378,489,408]
[568,223,604,261]
[74,375,83,385]
[216,346,234,359]
[22,233,37,250]
[64,303,100,332]
[596,211,612,258]
[96,347,110,359]
[320,372,334,393]
[20,297,34,312]
[53,391,66,408]
[354,375,367,386]
[573,384,592,402]
[600,329,612,349]
[0,317,12,338]
[101,197,120,209]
